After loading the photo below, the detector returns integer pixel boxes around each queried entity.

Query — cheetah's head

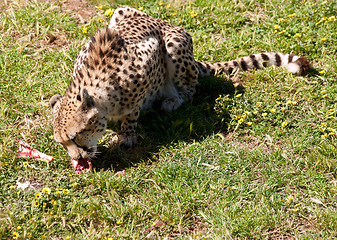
[50,89,107,171]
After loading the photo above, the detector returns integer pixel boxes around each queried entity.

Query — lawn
[0,0,336,239]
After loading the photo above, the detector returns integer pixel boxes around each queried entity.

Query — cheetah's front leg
[116,108,140,147]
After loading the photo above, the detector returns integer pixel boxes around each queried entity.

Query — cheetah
[50,7,310,172]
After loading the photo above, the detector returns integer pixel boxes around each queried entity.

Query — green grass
[1,0,337,239]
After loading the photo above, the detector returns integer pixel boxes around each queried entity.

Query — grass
[0,0,337,239]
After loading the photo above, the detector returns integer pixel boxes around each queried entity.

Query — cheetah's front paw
[115,132,137,148]
[161,97,184,112]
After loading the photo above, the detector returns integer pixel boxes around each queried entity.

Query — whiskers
[88,146,100,160]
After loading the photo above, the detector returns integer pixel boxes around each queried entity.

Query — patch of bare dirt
[2,0,96,50]
[141,215,211,239]
[0,0,97,23]
[223,132,271,152]
[36,0,96,23]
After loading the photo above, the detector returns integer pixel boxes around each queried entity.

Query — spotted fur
[50,7,310,160]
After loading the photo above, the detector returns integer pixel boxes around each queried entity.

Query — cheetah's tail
[196,52,311,77]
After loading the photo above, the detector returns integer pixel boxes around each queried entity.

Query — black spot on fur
[261,53,269,61]
[240,59,247,71]
[275,53,282,67]
[253,60,259,69]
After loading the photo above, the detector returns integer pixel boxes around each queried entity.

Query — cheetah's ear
[50,94,62,113]
[79,88,94,110]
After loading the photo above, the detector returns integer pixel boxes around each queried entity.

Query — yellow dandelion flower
[235,93,242,98]
[281,120,289,128]
[233,83,239,88]
[95,5,102,10]
[10,185,16,189]
[138,6,143,11]
[63,189,70,194]
[158,1,163,6]
[16,226,21,230]
[235,115,242,120]
[166,4,171,9]
[322,94,328,98]
[49,135,54,139]
[172,11,177,16]
[273,25,280,30]
[34,201,40,207]
[294,33,301,38]
[179,18,182,23]
[238,119,244,124]
[322,1,327,4]
[104,8,114,17]
[322,134,328,138]
[215,96,221,101]
[247,122,252,126]
[327,16,335,22]
[43,202,47,208]
[82,27,87,34]
[321,89,326,94]
[50,199,56,205]
[189,11,198,18]
[270,109,276,114]
[42,235,46,239]
[288,13,296,18]
[262,113,267,117]
[286,101,292,106]
[253,111,258,115]
[292,101,297,105]
[321,38,326,42]
[278,18,285,22]
[225,97,230,101]
[72,183,78,188]
[256,102,262,107]
[12,232,19,239]
[56,190,62,195]
[278,30,286,34]
[319,70,325,74]
[43,187,51,194]
[35,193,42,199]
[117,220,123,224]
[281,108,286,112]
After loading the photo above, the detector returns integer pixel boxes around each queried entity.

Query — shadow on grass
[93,76,243,172]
